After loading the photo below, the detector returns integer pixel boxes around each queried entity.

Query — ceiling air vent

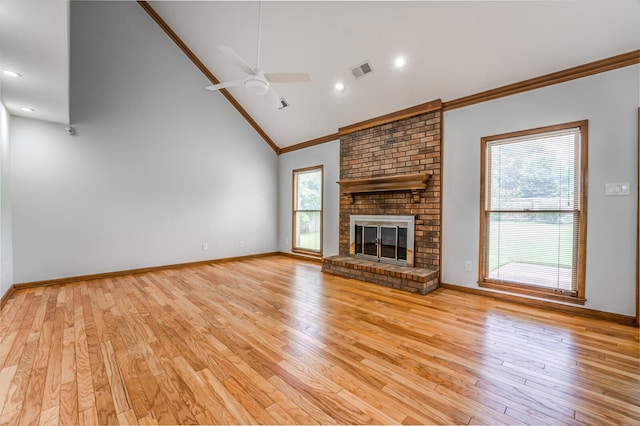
[351,60,374,79]
[278,97,290,110]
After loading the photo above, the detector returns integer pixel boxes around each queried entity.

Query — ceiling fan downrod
[255,0,263,71]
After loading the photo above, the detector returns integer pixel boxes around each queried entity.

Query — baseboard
[440,283,636,326]
[277,251,323,263]
[13,252,280,290]
[11,257,633,326]
[0,285,16,309]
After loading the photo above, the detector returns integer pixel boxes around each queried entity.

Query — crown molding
[279,133,340,154]
[137,1,281,155]
[443,49,640,111]
[281,99,443,154]
[135,3,639,156]
[285,50,639,153]
[338,99,442,137]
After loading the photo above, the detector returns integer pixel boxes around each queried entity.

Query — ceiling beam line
[136,1,281,155]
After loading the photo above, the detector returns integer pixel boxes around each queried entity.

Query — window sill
[479,280,586,305]
[292,248,323,258]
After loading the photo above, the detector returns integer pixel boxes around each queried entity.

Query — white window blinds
[483,127,581,292]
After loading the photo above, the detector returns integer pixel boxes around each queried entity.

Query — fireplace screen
[351,215,415,266]
[355,225,408,262]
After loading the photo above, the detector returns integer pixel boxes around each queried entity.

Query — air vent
[278,97,289,110]
[351,60,374,79]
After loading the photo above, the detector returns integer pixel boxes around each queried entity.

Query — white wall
[442,65,640,316]
[278,141,340,257]
[10,1,278,283]
[0,101,13,298]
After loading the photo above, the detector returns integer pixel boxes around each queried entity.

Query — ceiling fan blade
[218,46,256,75]
[266,86,285,109]
[264,72,311,83]
[205,80,243,91]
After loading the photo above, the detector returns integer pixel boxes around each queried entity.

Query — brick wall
[339,110,441,270]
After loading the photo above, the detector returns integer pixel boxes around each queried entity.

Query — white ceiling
[0,0,70,124]
[1,1,639,149]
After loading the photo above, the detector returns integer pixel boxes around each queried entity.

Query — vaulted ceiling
[2,1,639,150]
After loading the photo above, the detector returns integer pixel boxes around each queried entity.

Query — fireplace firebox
[350,215,415,267]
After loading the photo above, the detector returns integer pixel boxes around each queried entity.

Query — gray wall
[10,1,278,283]
[0,101,13,298]
[278,141,340,257]
[442,65,639,316]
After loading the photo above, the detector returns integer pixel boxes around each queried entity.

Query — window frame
[292,165,324,257]
[478,121,588,304]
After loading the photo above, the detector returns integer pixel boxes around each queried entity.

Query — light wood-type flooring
[1,255,639,425]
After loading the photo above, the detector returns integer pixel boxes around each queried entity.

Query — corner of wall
[0,100,14,300]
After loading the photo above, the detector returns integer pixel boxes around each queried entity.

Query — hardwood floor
[1,255,638,425]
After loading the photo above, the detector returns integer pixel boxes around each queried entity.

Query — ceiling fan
[205,1,311,108]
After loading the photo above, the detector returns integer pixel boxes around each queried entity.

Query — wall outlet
[239,240,244,248]
[202,242,208,251]
[465,260,472,271]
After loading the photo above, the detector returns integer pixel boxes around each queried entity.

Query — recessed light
[2,69,22,78]
[334,82,345,92]
[20,107,34,112]
[394,56,406,68]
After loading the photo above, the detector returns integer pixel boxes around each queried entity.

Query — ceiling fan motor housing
[244,74,270,95]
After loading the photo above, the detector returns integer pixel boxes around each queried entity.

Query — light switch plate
[604,182,630,196]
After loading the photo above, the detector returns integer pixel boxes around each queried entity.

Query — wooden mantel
[337,172,431,202]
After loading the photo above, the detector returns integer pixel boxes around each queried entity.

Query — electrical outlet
[202,242,208,251]
[465,260,472,271]
[239,240,244,248]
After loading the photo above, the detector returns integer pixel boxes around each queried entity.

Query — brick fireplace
[322,101,442,294]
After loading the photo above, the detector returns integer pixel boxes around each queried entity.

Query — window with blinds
[292,166,323,256]
[479,121,588,303]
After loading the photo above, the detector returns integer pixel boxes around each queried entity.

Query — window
[479,121,588,304]
[293,166,323,255]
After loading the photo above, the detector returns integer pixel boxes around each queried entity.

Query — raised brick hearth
[322,256,439,295]
[322,103,442,294]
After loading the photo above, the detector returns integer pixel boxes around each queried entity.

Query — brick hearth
[322,103,442,294]
[322,256,439,295]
